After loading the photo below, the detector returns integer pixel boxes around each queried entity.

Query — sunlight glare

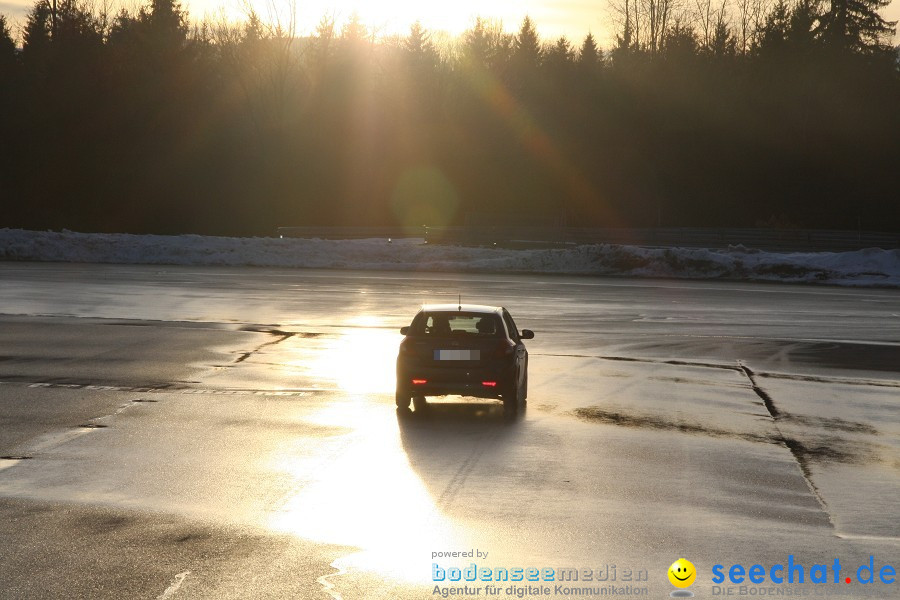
[269,403,462,582]
[282,320,399,394]
[192,0,614,42]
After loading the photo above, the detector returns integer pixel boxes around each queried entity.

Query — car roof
[420,304,503,315]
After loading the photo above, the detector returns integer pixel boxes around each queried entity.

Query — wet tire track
[436,426,503,509]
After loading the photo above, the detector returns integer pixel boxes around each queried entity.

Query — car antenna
[458,293,461,312]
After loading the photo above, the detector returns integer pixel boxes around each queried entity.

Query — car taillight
[412,379,427,385]
[482,381,497,387]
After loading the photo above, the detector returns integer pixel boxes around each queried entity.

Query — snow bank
[1,229,898,287]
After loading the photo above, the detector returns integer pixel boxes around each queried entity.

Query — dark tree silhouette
[544,36,575,75]
[22,1,53,73]
[402,21,442,113]
[142,0,189,50]
[787,0,820,49]
[461,17,489,68]
[0,14,18,181]
[578,33,602,70]
[0,4,898,234]
[820,0,897,54]
[0,15,16,68]
[0,15,19,85]
[756,0,791,54]
[665,21,700,59]
[706,20,738,57]
[511,15,542,80]
[461,17,510,72]
[405,20,439,72]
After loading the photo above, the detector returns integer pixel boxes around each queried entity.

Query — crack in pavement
[572,361,881,532]
[739,364,780,418]
[737,362,834,526]
[570,406,881,468]
[534,353,744,372]
[537,353,898,390]
[756,371,900,389]
[234,329,296,363]
[0,381,316,396]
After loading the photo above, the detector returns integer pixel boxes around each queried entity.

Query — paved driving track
[0,262,897,599]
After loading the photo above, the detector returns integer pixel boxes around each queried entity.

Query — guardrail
[276,226,900,252]
[560,228,900,252]
[277,226,424,239]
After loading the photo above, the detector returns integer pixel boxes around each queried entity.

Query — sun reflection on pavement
[283,318,401,394]
[268,400,461,583]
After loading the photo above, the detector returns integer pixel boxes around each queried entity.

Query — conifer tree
[578,32,602,70]
[22,1,53,70]
[0,15,17,77]
[819,0,896,54]
[512,15,542,69]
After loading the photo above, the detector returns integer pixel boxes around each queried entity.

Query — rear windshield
[410,312,504,338]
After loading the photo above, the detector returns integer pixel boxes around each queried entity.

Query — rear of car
[397,305,527,408]
[396,309,517,403]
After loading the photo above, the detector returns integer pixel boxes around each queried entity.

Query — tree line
[0,0,897,235]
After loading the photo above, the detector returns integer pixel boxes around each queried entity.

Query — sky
[1,0,899,47]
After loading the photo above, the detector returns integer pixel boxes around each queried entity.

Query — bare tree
[733,0,769,52]
[209,0,304,143]
[694,0,715,47]
[646,0,673,53]
[608,0,637,50]
[610,0,683,54]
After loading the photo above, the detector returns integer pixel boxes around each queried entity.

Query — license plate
[434,349,480,360]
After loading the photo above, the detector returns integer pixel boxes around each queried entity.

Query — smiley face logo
[668,558,696,588]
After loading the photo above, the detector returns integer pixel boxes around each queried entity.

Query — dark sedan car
[395,304,534,411]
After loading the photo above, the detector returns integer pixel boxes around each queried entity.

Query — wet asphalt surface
[0,262,897,599]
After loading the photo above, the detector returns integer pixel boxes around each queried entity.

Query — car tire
[522,371,528,403]
[503,376,520,413]
[396,388,411,409]
[412,395,427,411]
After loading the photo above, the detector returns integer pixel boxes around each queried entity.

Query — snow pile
[1,228,898,287]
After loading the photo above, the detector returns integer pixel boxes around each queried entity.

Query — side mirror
[400,326,410,335]
[520,329,534,339]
